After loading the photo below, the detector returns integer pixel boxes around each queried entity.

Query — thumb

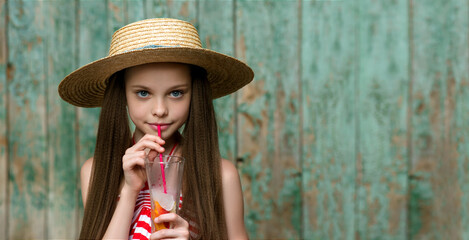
[148,150,158,162]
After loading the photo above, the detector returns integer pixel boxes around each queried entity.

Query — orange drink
[150,190,177,231]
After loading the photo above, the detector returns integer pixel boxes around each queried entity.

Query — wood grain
[125,0,145,24]
[7,0,48,238]
[236,1,302,238]
[144,0,196,24]
[301,1,357,239]
[109,0,126,36]
[356,0,409,238]
[0,0,7,238]
[198,0,236,162]
[76,0,109,232]
[410,0,469,238]
[44,2,79,238]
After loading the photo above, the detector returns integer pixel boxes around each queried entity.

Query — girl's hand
[150,213,190,240]
[122,134,165,193]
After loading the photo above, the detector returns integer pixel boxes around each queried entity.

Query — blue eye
[170,90,183,98]
[137,90,149,98]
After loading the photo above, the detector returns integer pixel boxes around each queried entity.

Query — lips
[148,123,170,131]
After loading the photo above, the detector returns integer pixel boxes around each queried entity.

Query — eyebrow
[169,84,190,89]
[129,85,151,89]
[128,83,190,89]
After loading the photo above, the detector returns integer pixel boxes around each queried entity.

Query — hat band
[123,44,180,54]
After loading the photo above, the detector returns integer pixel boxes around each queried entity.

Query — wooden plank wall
[357,0,409,239]
[302,1,357,239]
[410,1,469,239]
[1,0,468,239]
[0,0,7,239]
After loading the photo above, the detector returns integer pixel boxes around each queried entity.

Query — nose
[151,98,168,117]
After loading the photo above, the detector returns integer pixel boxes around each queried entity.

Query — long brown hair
[180,66,227,239]
[79,65,227,239]
[79,71,132,239]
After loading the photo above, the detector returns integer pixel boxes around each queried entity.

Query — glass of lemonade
[145,154,185,232]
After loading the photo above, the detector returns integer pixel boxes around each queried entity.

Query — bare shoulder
[81,157,94,206]
[220,159,248,239]
[220,159,243,205]
[221,159,240,182]
[81,157,93,183]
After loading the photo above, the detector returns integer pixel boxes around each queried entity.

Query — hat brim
[58,47,254,107]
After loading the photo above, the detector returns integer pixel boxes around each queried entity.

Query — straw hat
[58,18,254,107]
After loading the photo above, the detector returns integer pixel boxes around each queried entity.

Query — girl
[58,18,254,240]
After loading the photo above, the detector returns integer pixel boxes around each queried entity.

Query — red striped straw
[157,125,167,194]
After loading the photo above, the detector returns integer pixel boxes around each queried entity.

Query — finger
[126,140,165,154]
[123,151,146,160]
[148,150,158,161]
[122,156,146,171]
[141,133,165,145]
[122,151,146,165]
[155,213,189,229]
[150,228,189,240]
[132,139,164,152]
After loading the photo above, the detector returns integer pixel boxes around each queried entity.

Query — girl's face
[125,62,192,142]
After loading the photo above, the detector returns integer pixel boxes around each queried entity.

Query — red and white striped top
[128,183,188,239]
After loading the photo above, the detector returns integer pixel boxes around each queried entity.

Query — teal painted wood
[0,0,7,238]
[410,0,469,238]
[7,0,48,238]
[356,0,409,239]
[125,0,145,24]
[455,7,469,236]
[236,1,302,238]
[301,1,357,239]
[144,0,196,23]
[109,0,126,36]
[76,0,109,232]
[44,2,79,238]
[198,0,236,161]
